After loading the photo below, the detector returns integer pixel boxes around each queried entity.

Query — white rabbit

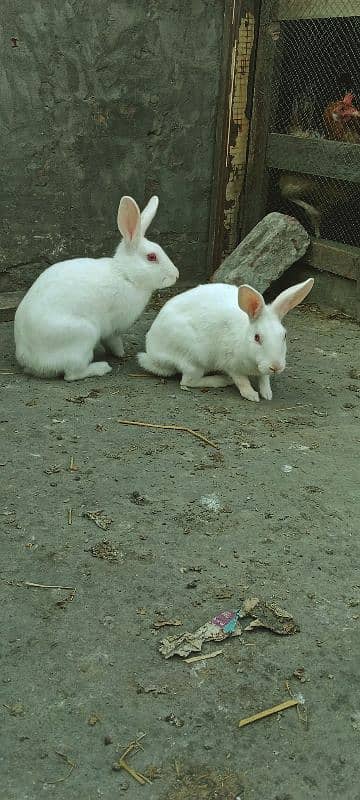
[14,195,179,381]
[137,278,314,402]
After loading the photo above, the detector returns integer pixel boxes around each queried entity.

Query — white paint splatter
[315,347,338,358]
[200,494,222,512]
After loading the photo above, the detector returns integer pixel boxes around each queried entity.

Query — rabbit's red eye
[254,333,261,344]
[147,252,157,262]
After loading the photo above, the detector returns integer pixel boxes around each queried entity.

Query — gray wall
[0,0,224,292]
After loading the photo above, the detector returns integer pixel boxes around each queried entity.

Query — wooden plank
[207,0,241,275]
[266,133,360,183]
[303,239,360,280]
[208,0,259,273]
[221,1,258,260]
[276,1,360,20]
[240,0,279,237]
[0,291,24,323]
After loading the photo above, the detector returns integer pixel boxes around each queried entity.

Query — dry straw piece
[239,698,299,728]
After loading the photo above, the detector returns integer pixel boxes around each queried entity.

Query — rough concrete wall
[0,0,224,291]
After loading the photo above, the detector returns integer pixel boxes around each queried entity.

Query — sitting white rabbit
[14,195,179,380]
[137,278,314,402]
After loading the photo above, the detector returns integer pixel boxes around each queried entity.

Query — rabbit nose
[270,363,281,373]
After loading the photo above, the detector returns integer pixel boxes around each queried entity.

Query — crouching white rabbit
[137,278,314,402]
[14,195,179,381]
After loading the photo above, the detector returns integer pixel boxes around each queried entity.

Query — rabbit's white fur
[138,278,314,402]
[14,195,178,381]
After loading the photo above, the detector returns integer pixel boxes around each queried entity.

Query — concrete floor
[1,296,360,800]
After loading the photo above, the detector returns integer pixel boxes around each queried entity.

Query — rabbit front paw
[242,387,260,402]
[232,375,259,403]
[259,376,272,401]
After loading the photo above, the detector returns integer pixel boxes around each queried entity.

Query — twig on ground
[24,582,75,590]
[23,582,77,607]
[47,752,77,784]
[128,373,160,378]
[117,419,219,449]
[113,733,151,785]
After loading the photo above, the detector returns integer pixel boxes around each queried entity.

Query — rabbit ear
[117,196,141,246]
[238,285,265,319]
[271,278,314,319]
[141,196,159,236]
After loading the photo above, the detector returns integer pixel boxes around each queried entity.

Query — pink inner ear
[272,278,314,319]
[124,207,138,240]
[127,217,136,240]
[238,286,264,319]
[118,197,140,242]
[248,294,263,318]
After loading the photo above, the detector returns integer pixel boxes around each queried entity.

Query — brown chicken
[323,92,360,143]
[279,93,360,237]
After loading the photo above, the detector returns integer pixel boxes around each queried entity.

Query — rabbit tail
[137,351,175,377]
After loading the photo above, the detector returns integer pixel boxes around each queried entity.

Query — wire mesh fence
[267,5,360,246]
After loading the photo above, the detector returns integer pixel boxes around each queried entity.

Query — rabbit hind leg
[58,320,111,381]
[64,361,112,381]
[181,369,233,388]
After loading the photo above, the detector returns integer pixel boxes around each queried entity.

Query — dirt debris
[3,702,25,716]
[66,389,101,404]
[136,684,169,696]
[243,597,299,635]
[84,509,113,530]
[164,765,245,800]
[89,539,120,562]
